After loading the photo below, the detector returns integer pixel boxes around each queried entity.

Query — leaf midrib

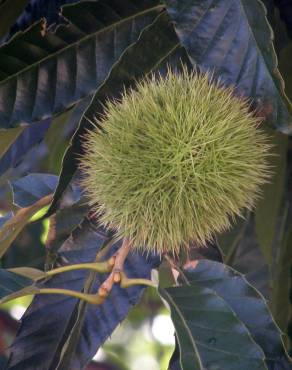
[239,0,292,111]
[0,4,164,85]
[162,288,204,370]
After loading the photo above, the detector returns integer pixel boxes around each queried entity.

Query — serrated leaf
[161,285,267,370]
[164,260,291,369]
[0,97,88,177]
[7,218,160,370]
[0,0,161,128]
[163,0,292,134]
[0,0,81,45]
[49,10,181,213]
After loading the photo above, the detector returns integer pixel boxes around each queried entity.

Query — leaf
[232,217,271,297]
[7,218,160,370]
[279,42,292,101]
[161,292,266,369]
[168,335,182,370]
[0,212,13,228]
[217,212,249,264]
[0,126,26,159]
[255,130,288,265]
[0,0,161,128]
[0,0,82,45]
[0,266,47,306]
[0,118,51,176]
[10,173,58,207]
[0,194,53,259]
[270,145,292,345]
[271,224,292,344]
[49,10,181,213]
[43,97,92,174]
[163,260,291,370]
[163,0,292,134]
[0,269,34,302]
[0,96,88,177]
[0,0,29,39]
[8,267,47,280]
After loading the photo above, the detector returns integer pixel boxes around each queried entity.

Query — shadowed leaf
[0,269,34,303]
[255,130,288,265]
[0,118,51,177]
[7,218,160,370]
[0,194,53,259]
[0,126,26,159]
[163,0,292,133]
[0,0,29,39]
[0,0,161,128]
[10,173,58,207]
[49,10,181,213]
[163,260,291,370]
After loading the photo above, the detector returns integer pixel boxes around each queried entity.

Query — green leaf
[49,10,181,213]
[0,0,161,128]
[271,225,292,344]
[8,267,46,280]
[161,260,291,369]
[163,0,292,134]
[255,130,288,265]
[217,212,249,264]
[270,147,292,346]
[160,287,267,370]
[10,173,58,207]
[279,42,292,101]
[226,217,270,297]
[0,125,26,159]
[42,102,86,174]
[0,194,52,259]
[0,268,35,305]
[0,0,29,39]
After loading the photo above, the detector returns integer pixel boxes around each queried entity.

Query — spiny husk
[80,68,271,255]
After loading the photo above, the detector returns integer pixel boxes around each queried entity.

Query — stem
[98,238,133,296]
[46,261,111,277]
[38,288,103,305]
[120,276,156,288]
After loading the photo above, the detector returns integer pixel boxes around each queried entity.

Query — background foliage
[0,0,292,369]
